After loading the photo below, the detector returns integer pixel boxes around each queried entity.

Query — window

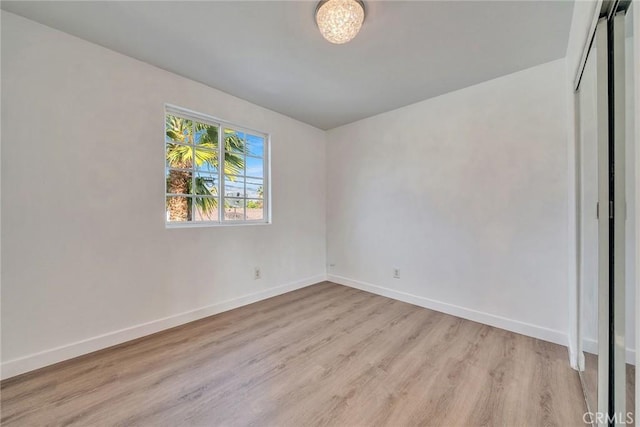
[165,105,269,226]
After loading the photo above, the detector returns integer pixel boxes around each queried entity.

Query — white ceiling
[1,1,574,130]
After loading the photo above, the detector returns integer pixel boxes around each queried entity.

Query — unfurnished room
[1,0,639,426]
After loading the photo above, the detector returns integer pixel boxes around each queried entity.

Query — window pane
[166,115,193,144]
[194,122,219,152]
[166,169,192,194]
[246,178,263,199]
[195,172,217,197]
[224,151,245,177]
[194,147,219,174]
[246,199,264,221]
[166,143,194,169]
[166,196,192,222]
[194,197,219,222]
[246,156,263,178]
[246,134,264,157]
[224,128,245,154]
[224,176,245,198]
[224,198,245,221]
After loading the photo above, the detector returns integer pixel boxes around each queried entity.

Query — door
[578,4,633,423]
[578,17,610,422]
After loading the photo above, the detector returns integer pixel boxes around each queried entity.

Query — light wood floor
[1,282,587,426]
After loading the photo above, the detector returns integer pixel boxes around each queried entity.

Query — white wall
[326,59,570,345]
[0,11,327,378]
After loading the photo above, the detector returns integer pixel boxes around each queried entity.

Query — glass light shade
[316,0,365,44]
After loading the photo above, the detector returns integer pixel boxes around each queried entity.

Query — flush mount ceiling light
[315,0,365,44]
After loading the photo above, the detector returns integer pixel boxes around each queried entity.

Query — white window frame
[165,104,271,228]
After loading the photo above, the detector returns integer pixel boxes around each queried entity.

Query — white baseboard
[328,274,568,348]
[1,274,326,380]
[582,338,636,365]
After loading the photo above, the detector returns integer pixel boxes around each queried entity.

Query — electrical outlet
[254,267,261,280]
[393,268,400,279]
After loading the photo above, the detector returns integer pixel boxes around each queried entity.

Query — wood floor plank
[1,282,587,426]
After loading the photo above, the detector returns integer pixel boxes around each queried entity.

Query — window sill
[165,221,271,229]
